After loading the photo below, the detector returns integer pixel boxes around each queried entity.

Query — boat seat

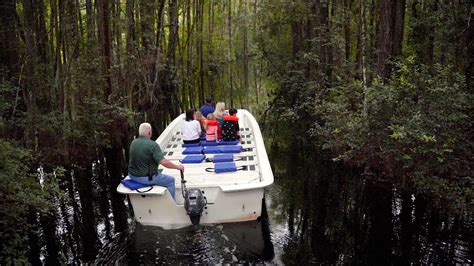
[205,162,247,173]
[181,143,201,147]
[164,151,257,161]
[117,177,167,195]
[202,145,243,154]
[180,155,206,164]
[211,154,234,162]
[182,147,203,154]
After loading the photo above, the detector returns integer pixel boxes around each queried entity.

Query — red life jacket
[223,115,239,121]
[207,120,220,126]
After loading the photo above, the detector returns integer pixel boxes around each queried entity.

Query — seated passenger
[213,102,226,128]
[222,108,241,142]
[181,109,201,144]
[205,113,220,142]
[199,97,215,117]
[194,111,206,138]
[128,123,184,200]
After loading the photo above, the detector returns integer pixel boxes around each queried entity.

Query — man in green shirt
[128,123,184,199]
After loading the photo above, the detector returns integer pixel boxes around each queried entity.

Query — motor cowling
[184,188,207,226]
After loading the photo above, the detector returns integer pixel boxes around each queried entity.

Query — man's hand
[160,158,184,172]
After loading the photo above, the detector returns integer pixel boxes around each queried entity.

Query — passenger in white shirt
[181,109,201,144]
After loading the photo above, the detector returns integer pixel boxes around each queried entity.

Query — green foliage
[0,140,64,263]
[317,58,472,213]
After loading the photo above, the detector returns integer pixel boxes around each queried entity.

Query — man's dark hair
[229,108,237,115]
[185,109,195,121]
[205,97,213,104]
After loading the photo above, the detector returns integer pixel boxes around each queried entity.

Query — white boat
[117,109,274,229]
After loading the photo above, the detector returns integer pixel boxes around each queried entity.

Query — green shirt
[128,136,164,177]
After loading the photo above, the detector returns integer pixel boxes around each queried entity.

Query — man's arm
[160,158,185,171]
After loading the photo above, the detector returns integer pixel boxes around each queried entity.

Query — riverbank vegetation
[263,0,472,213]
[0,0,472,263]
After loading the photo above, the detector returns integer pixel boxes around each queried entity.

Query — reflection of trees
[270,145,472,265]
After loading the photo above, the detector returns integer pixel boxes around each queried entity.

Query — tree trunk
[0,0,20,85]
[35,0,49,62]
[187,0,195,109]
[376,0,395,80]
[125,0,135,109]
[198,0,205,106]
[166,0,179,118]
[464,3,474,89]
[99,0,128,233]
[228,0,233,106]
[101,0,112,98]
[242,0,249,108]
[343,0,351,63]
[253,0,259,106]
[85,0,95,41]
[392,0,405,57]
[320,0,331,87]
[208,0,215,98]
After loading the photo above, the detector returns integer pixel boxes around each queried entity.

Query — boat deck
[161,125,261,189]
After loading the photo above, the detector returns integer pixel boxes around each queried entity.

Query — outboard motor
[180,171,207,228]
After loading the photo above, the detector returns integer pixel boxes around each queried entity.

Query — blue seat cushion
[203,146,222,154]
[181,155,206,164]
[220,140,240,145]
[214,162,237,173]
[203,146,242,154]
[213,154,234,162]
[121,179,152,190]
[182,143,200,147]
[201,141,219,146]
[182,147,203,154]
[219,145,242,153]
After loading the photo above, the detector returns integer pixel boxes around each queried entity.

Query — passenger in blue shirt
[199,97,215,117]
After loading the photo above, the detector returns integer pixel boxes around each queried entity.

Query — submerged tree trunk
[27,212,42,265]
[75,165,99,261]
[366,182,393,264]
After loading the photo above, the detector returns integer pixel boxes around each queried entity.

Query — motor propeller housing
[184,188,206,226]
[180,171,207,227]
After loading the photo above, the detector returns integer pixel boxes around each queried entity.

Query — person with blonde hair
[213,102,226,126]
[213,102,226,140]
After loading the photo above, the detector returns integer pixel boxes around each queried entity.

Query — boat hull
[129,187,264,229]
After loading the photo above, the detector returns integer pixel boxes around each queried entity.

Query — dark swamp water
[29,142,473,265]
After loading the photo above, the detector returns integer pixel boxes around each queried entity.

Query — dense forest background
[0,0,472,263]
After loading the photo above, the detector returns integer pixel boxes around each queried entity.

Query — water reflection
[94,214,275,264]
[267,161,473,265]
[29,150,472,264]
